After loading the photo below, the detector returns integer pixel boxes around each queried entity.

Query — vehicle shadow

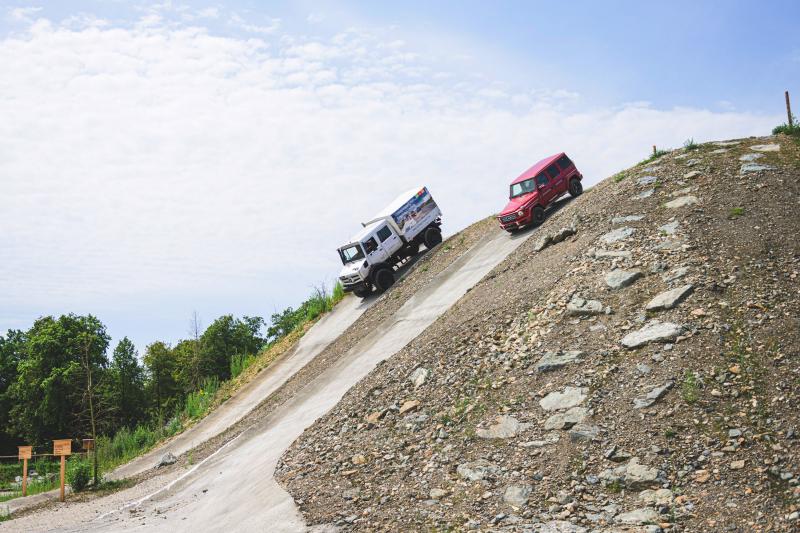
[507,195,575,240]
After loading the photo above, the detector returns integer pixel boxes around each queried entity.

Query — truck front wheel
[423,227,442,249]
[353,287,372,298]
[372,268,395,293]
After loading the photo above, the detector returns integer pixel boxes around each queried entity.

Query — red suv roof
[510,153,564,185]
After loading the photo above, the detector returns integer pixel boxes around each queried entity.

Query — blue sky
[0,1,795,354]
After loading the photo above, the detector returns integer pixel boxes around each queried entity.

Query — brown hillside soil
[278,136,800,532]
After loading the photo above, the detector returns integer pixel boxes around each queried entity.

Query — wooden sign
[53,439,71,456]
[82,438,94,451]
[18,446,32,460]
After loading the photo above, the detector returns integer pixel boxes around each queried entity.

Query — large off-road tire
[405,242,420,257]
[372,268,395,293]
[353,287,372,298]
[423,227,442,249]
[568,178,583,198]
[506,227,520,234]
[531,206,545,226]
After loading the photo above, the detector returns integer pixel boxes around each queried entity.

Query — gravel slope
[278,135,800,532]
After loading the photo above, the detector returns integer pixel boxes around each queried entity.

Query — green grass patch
[682,371,700,404]
[683,138,699,150]
[639,150,669,166]
[729,207,745,218]
[773,119,799,136]
[613,172,626,183]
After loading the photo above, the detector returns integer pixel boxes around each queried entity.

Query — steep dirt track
[66,222,537,531]
[112,294,372,481]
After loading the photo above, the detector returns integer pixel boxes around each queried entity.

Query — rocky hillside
[277,135,800,532]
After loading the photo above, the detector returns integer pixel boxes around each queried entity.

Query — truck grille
[500,213,517,223]
[340,274,361,285]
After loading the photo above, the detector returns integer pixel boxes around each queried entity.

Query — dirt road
[69,227,534,532]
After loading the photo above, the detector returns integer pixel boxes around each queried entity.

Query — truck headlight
[517,209,524,217]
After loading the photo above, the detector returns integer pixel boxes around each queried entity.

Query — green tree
[143,341,179,421]
[0,330,24,453]
[8,314,110,445]
[199,315,264,381]
[108,337,147,429]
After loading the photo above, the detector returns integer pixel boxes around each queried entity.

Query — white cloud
[0,15,778,347]
[7,6,41,21]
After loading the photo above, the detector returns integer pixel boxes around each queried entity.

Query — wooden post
[53,439,71,502]
[59,456,65,502]
[653,145,657,155]
[786,90,793,127]
[18,446,32,497]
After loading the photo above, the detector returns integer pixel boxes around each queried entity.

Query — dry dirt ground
[278,135,800,532]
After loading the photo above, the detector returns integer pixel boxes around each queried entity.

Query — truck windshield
[340,244,365,265]
[510,178,536,198]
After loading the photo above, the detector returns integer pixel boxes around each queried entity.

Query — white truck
[337,186,443,297]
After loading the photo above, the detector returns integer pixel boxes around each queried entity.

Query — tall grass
[230,353,257,378]
[182,377,220,419]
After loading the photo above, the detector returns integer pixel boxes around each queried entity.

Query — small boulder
[566,295,605,316]
[600,227,635,244]
[750,143,780,152]
[503,484,532,507]
[633,381,675,409]
[399,400,420,415]
[645,285,693,311]
[539,387,588,412]
[621,321,683,349]
[611,214,644,224]
[605,269,643,290]
[536,350,585,372]
[156,452,177,468]
[664,195,698,209]
[408,367,430,388]
[477,415,530,439]
[544,407,588,430]
[616,507,661,525]
[457,459,499,481]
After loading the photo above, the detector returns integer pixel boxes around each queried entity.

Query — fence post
[786,91,793,127]
[653,145,657,156]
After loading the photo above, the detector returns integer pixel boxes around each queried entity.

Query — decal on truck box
[392,187,437,233]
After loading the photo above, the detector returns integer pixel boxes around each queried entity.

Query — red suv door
[535,171,556,205]
[545,163,567,195]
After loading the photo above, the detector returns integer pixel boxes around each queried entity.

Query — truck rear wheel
[532,206,545,226]
[372,268,395,293]
[568,178,583,197]
[423,227,442,249]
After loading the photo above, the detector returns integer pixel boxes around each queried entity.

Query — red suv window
[557,155,572,170]
[545,164,560,180]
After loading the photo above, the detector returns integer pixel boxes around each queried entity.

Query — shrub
[66,456,91,492]
[182,377,219,419]
[683,138,698,150]
[230,353,257,378]
[773,117,799,136]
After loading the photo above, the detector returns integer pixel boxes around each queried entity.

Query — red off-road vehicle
[497,153,583,233]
